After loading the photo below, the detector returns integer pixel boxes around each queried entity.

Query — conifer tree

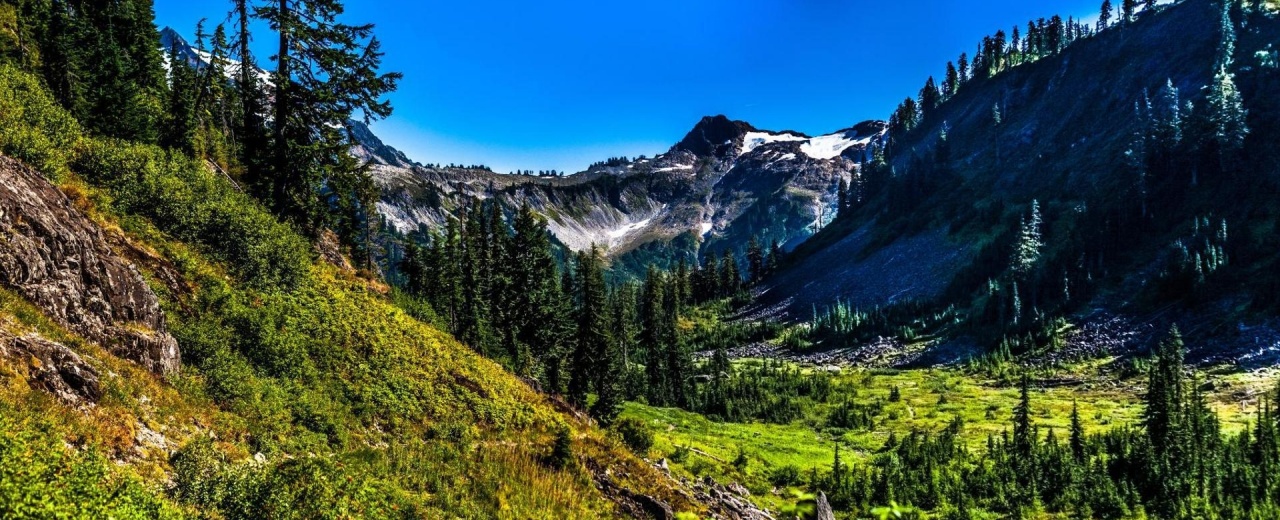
[641,266,669,404]
[1122,0,1138,23]
[1012,200,1044,276]
[943,61,960,98]
[1207,66,1248,164]
[568,246,612,410]
[919,76,941,119]
[254,0,401,239]
[1099,0,1113,30]
[747,237,765,284]
[1070,401,1086,462]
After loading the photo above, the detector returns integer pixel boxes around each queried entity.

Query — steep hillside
[757,0,1280,363]
[0,63,730,518]
[374,116,885,278]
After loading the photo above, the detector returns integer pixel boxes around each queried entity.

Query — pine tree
[767,240,781,273]
[944,61,960,98]
[836,178,850,220]
[720,250,739,296]
[1122,0,1138,23]
[568,246,612,410]
[255,0,402,238]
[641,266,669,405]
[1012,200,1043,276]
[1070,401,1086,462]
[1013,374,1035,461]
[747,237,765,284]
[1146,325,1185,458]
[919,76,941,119]
[1207,66,1248,164]
[1099,0,1113,30]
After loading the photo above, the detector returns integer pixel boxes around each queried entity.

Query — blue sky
[155,0,1103,173]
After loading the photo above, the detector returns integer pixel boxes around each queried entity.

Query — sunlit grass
[623,361,1276,514]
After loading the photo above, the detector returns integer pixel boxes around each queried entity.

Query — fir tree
[255,0,402,240]
[1070,401,1086,462]
[1012,200,1044,276]
[747,236,765,284]
[1099,0,1113,30]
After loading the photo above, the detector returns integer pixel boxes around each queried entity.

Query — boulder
[0,331,101,404]
[815,492,835,520]
[0,156,179,375]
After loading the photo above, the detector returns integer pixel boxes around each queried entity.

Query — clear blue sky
[155,0,1103,173]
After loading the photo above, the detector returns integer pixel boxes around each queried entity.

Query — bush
[0,413,183,519]
[0,64,81,179]
[612,417,654,456]
[546,427,574,470]
[769,464,803,487]
[72,138,311,290]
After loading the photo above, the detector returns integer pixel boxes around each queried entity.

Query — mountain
[751,0,1280,364]
[159,25,887,278]
[375,115,885,277]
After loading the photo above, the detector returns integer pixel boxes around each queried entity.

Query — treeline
[509,169,564,177]
[884,0,1166,157]
[813,327,1280,519]
[397,199,783,422]
[0,0,401,268]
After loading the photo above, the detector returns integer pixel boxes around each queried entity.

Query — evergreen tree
[1099,0,1113,30]
[1206,65,1248,165]
[1012,200,1044,276]
[1146,325,1185,458]
[255,0,401,241]
[1070,401,1086,462]
[1122,0,1138,23]
[641,266,670,405]
[919,76,941,119]
[568,246,612,410]
[747,236,765,284]
[943,61,960,98]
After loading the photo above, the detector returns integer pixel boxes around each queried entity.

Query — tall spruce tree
[747,236,765,284]
[254,0,401,241]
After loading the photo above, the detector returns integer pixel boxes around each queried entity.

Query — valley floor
[621,360,1280,517]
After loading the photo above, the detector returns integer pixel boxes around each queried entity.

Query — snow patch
[654,165,693,172]
[740,131,808,156]
[607,218,653,239]
[700,222,714,237]
[800,132,875,160]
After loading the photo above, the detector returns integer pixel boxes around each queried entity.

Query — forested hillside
[760,0,1280,364]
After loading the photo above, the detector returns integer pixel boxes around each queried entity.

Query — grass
[622,360,1275,514]
[0,60,702,517]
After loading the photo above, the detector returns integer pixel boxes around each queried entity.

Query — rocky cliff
[0,155,179,376]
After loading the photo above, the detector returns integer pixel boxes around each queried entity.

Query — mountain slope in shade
[752,0,1280,364]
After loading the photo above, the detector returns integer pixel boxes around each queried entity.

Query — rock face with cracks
[0,155,179,376]
[0,330,101,404]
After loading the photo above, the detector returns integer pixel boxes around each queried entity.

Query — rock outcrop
[0,331,101,404]
[0,155,179,376]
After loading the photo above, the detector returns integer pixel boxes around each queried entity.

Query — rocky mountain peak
[673,115,758,157]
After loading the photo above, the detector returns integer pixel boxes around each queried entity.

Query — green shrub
[0,414,184,519]
[612,417,654,456]
[769,464,803,487]
[546,427,574,470]
[72,138,311,290]
[0,64,81,179]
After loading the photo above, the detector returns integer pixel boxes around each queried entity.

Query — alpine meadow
[2,0,1280,518]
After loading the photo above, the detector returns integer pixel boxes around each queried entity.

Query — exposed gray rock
[0,155,179,376]
[814,492,835,520]
[0,331,101,404]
